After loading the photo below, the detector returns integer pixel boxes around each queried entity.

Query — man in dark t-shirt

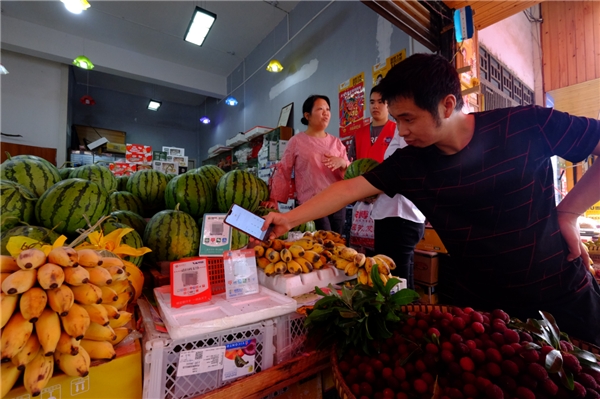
[263,54,600,345]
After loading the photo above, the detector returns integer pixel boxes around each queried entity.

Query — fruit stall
[1,154,599,399]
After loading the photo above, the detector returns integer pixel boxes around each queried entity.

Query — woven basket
[330,304,600,399]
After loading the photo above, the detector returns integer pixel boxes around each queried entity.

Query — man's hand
[557,212,591,267]
[323,154,348,171]
[261,212,293,241]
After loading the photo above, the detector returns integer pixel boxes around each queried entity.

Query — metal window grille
[479,45,534,110]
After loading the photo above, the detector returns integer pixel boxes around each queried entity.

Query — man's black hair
[378,53,464,121]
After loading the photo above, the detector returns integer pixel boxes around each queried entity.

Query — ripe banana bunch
[0,248,139,396]
[584,240,599,253]
[353,253,398,287]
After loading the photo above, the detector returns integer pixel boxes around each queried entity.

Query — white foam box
[139,299,276,399]
[258,265,357,297]
[244,126,273,140]
[154,285,297,340]
[226,133,248,147]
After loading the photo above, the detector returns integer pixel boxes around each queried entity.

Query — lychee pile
[336,307,600,399]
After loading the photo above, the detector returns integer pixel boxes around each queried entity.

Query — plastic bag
[349,201,374,249]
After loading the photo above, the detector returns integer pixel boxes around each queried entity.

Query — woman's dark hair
[377,53,463,123]
[300,94,331,125]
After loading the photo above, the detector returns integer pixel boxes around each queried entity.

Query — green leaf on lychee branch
[540,310,561,347]
[545,349,564,373]
[558,368,575,391]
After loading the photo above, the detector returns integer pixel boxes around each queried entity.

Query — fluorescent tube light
[184,7,217,46]
[148,100,161,111]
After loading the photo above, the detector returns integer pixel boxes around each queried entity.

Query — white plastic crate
[257,266,356,297]
[139,299,276,399]
[272,312,308,365]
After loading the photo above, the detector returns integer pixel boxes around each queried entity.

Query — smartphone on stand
[224,204,273,242]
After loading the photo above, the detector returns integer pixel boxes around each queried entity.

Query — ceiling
[1,1,299,105]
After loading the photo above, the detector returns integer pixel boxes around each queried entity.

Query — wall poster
[338,72,365,138]
[371,49,406,85]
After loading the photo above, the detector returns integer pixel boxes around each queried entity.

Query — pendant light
[73,55,94,70]
[225,96,238,106]
[266,59,283,73]
[200,99,210,124]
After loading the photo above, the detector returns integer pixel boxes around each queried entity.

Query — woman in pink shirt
[266,95,350,234]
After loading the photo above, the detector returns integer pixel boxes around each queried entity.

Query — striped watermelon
[117,175,129,191]
[69,164,118,192]
[35,178,110,236]
[59,167,74,180]
[256,178,269,202]
[0,180,37,234]
[1,225,60,256]
[143,206,200,263]
[195,165,225,189]
[165,173,213,219]
[109,191,144,215]
[344,158,380,180]
[109,210,147,237]
[126,169,169,215]
[231,229,249,250]
[97,221,144,267]
[216,170,261,213]
[291,220,316,233]
[0,154,61,197]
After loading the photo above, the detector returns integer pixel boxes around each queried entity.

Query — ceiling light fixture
[224,96,238,106]
[0,65,9,75]
[184,6,217,46]
[73,55,94,70]
[148,100,161,111]
[266,59,284,73]
[200,100,210,124]
[61,0,90,15]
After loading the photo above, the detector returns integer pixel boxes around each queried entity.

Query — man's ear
[441,95,457,119]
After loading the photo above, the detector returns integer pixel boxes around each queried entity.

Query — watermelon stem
[58,161,75,168]
[68,214,111,248]
[4,151,12,160]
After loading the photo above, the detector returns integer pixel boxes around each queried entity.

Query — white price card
[177,346,225,377]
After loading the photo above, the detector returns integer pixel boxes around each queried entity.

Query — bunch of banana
[0,248,137,397]
[352,253,397,287]
[584,240,599,253]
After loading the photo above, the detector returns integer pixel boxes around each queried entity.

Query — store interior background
[2,1,541,167]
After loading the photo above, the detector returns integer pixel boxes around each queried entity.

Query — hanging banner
[371,49,406,85]
[338,72,365,138]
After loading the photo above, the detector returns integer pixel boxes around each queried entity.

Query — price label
[177,346,225,377]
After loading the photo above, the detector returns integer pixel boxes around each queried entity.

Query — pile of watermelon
[0,155,274,266]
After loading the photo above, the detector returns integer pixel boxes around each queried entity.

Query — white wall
[0,50,69,165]
[478,8,539,93]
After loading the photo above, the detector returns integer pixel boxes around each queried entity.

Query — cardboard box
[153,151,168,161]
[257,167,274,183]
[268,126,293,141]
[6,340,142,399]
[109,162,137,176]
[278,140,288,160]
[415,227,448,254]
[106,142,126,153]
[414,249,439,284]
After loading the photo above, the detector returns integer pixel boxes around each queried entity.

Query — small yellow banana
[60,303,91,340]
[83,322,117,341]
[365,257,375,274]
[19,287,47,322]
[71,283,103,305]
[37,262,65,289]
[112,327,132,345]
[358,268,369,285]
[99,256,125,268]
[312,258,325,269]
[353,253,366,267]
[302,250,320,264]
[16,248,47,270]
[0,255,20,273]
[48,246,78,267]
[23,349,54,396]
[1,312,34,361]
[266,248,281,263]
[35,308,61,356]
[331,256,351,270]
[80,339,116,360]
[264,262,276,277]
[81,303,110,326]
[294,238,315,250]
[56,331,80,355]
[101,303,121,319]
[54,346,90,377]
[87,266,113,286]
[286,259,303,275]
[273,261,287,274]
[100,285,119,303]
[11,333,40,371]
[2,360,22,397]
[108,311,132,328]
[379,273,389,285]
[311,243,324,254]
[280,248,292,262]
[295,257,314,273]
[340,247,358,261]
[105,291,132,310]
[372,256,391,275]
[374,253,396,270]
[46,284,75,316]
[270,239,284,251]
[2,269,37,295]
[77,249,103,267]
[254,245,265,258]
[344,261,359,276]
[107,279,133,295]
[63,265,90,286]
[104,265,127,282]
[1,292,19,328]
[288,245,306,258]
